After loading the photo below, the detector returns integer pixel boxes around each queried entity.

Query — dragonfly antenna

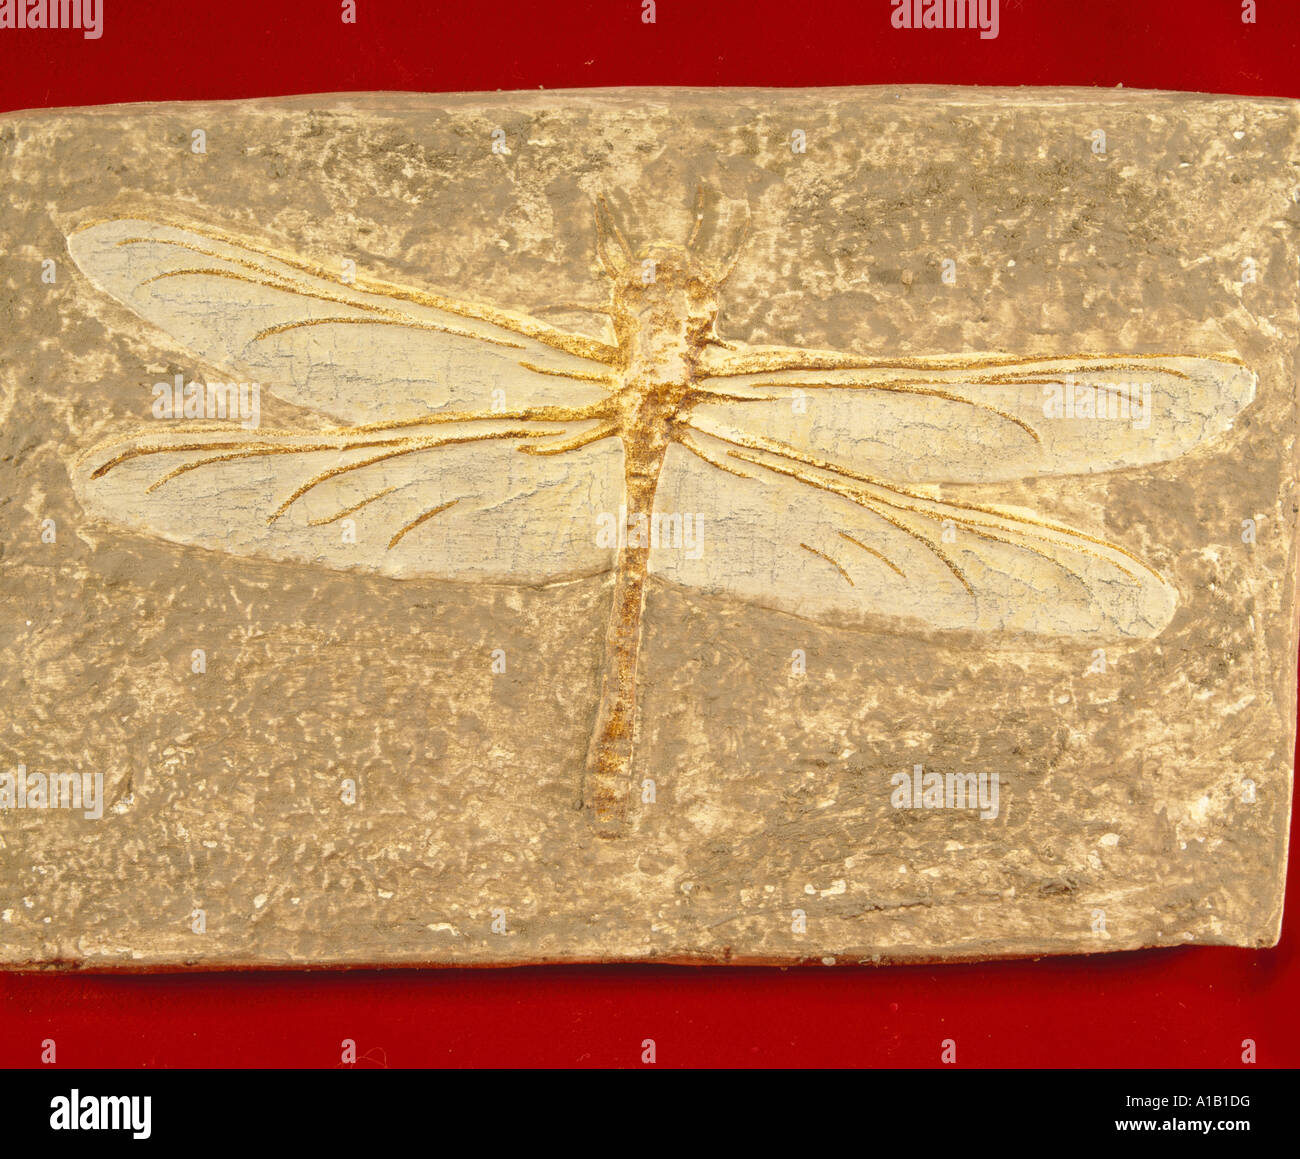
[686,182,707,251]
[594,195,632,276]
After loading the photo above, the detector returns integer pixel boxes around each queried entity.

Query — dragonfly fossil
[66,192,1256,836]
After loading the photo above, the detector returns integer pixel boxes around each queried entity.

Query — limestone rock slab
[0,87,1296,967]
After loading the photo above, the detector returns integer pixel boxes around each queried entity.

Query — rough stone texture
[0,86,1296,967]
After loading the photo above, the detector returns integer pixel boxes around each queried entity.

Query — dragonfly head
[595,197,726,351]
[609,241,720,337]
[592,193,748,358]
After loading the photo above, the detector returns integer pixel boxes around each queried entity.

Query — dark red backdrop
[1,0,1297,1068]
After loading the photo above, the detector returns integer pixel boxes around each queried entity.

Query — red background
[1,0,1297,1068]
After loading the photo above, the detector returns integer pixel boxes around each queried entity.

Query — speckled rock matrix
[0,87,1296,967]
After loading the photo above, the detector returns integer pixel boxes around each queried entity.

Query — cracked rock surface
[0,87,1296,966]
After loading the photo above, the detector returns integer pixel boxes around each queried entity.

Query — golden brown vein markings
[800,543,855,587]
[309,486,399,527]
[676,430,760,481]
[518,421,619,456]
[706,429,1155,591]
[137,264,531,353]
[856,492,974,597]
[94,430,418,493]
[147,440,408,495]
[91,438,336,481]
[704,426,1163,572]
[341,402,611,436]
[388,499,459,550]
[265,446,430,522]
[741,445,1139,591]
[702,348,1239,377]
[110,227,619,365]
[688,359,1227,446]
[678,429,971,593]
[252,314,528,350]
[88,424,577,527]
[688,380,1042,444]
[838,532,907,579]
[263,428,567,523]
[517,360,619,386]
[136,267,411,330]
[90,403,603,477]
[708,365,1198,387]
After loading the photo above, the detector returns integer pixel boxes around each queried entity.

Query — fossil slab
[0,87,1296,967]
